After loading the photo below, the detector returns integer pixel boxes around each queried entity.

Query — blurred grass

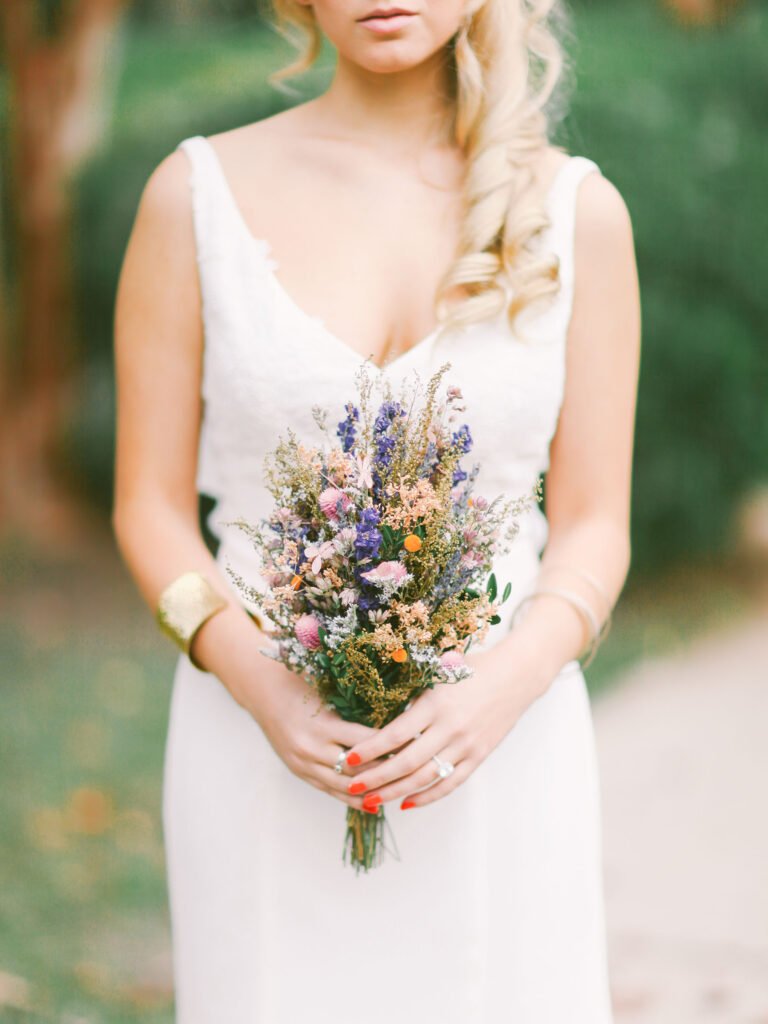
[0,532,758,1020]
[0,540,176,1021]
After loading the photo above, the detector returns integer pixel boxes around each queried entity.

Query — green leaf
[486,573,498,602]
[489,615,501,625]
[502,582,512,604]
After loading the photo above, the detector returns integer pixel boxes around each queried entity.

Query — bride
[113,1,640,1020]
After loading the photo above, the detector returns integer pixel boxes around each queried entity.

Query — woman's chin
[343,40,445,75]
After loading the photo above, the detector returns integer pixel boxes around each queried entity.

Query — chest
[234,155,465,364]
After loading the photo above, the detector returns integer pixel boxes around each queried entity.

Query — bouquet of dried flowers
[227,364,541,871]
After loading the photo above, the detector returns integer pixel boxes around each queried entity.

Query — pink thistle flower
[439,650,466,670]
[318,487,352,521]
[295,614,321,650]
[360,560,409,587]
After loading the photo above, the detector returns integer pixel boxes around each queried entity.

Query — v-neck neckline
[197,135,455,372]
[194,135,573,372]
[260,236,444,373]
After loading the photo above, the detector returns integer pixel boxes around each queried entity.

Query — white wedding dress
[163,133,615,1023]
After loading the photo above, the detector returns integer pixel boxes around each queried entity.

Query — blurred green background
[0,0,766,1019]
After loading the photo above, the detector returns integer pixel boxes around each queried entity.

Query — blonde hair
[267,0,569,336]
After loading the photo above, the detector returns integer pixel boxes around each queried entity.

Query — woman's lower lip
[359,13,416,34]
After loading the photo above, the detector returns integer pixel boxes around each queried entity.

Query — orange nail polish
[348,781,366,795]
[401,799,416,810]
[362,793,381,812]
[346,752,362,767]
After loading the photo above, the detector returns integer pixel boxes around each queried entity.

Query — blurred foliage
[129,0,269,24]
[561,1,768,568]
[69,1,767,574]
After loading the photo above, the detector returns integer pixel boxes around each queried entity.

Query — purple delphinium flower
[450,425,473,486]
[337,402,360,453]
[372,401,405,495]
[354,506,383,610]
[354,506,382,563]
[452,424,472,455]
[374,401,405,436]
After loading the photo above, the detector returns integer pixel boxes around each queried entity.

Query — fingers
[398,756,472,810]
[315,766,367,809]
[329,717,379,750]
[360,745,462,806]
[344,701,433,767]
[346,727,447,795]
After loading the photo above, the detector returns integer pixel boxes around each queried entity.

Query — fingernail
[400,799,416,810]
[348,781,366,795]
[362,794,381,812]
[346,752,362,767]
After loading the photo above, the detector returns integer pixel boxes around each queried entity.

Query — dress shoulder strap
[542,155,602,333]
[176,134,247,264]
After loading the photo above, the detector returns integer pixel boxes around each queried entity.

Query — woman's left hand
[343,644,545,812]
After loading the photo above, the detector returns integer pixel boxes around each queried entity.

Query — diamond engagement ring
[432,754,455,780]
[334,749,347,774]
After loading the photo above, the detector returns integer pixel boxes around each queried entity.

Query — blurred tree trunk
[0,0,128,545]
[663,0,743,25]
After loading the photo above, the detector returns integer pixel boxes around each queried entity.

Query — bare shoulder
[575,168,635,250]
[208,103,305,149]
[133,145,197,244]
[206,103,313,171]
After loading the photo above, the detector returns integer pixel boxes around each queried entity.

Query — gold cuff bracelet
[156,571,229,670]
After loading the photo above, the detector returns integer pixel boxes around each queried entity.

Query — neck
[313,47,457,158]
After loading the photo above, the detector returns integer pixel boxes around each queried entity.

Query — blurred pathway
[594,611,768,1024]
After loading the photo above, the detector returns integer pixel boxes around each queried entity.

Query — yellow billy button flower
[403,534,422,553]
[391,648,408,664]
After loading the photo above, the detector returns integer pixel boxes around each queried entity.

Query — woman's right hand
[190,597,380,809]
[245,657,379,809]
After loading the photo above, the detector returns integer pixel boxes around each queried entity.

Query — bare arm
[501,168,642,689]
[112,149,374,805]
[112,149,262,701]
[338,170,642,808]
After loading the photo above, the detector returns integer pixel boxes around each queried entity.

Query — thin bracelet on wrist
[510,586,602,668]
[536,564,614,646]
